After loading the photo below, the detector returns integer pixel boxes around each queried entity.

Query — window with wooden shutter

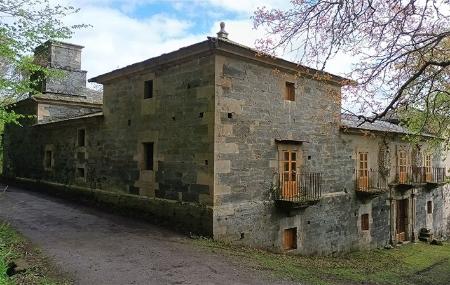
[285,82,295,101]
[357,152,369,190]
[361,214,369,231]
[279,145,301,199]
[398,150,408,183]
[424,154,432,182]
[283,228,297,250]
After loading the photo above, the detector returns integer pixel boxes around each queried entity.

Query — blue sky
[60,0,353,83]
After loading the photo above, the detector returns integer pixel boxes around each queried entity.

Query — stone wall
[3,53,216,236]
[212,54,358,254]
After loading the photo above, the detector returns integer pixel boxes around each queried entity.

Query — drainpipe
[389,186,394,245]
[411,191,416,242]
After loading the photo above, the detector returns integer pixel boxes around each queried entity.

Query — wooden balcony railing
[394,166,447,185]
[274,172,321,208]
[424,167,446,184]
[356,170,388,194]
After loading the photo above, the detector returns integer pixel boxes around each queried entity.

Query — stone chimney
[33,41,87,96]
[217,22,228,39]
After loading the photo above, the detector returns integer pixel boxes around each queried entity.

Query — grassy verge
[194,238,450,285]
[0,222,71,285]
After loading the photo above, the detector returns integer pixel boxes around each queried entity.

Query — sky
[61,0,354,83]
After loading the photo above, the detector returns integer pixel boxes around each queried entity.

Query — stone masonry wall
[345,133,449,246]
[3,53,216,235]
[212,54,358,254]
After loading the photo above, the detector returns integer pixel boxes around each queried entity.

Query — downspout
[389,185,394,245]
[411,191,416,242]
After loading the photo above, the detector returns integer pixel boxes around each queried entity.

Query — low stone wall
[2,176,213,236]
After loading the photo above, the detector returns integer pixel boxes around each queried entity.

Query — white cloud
[63,4,204,79]
[55,0,353,84]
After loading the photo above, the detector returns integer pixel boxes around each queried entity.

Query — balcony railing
[356,170,388,195]
[274,172,321,209]
[393,166,446,185]
[424,167,446,184]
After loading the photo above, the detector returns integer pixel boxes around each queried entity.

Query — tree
[0,0,85,124]
[253,0,450,142]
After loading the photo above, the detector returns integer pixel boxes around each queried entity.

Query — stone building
[3,25,449,255]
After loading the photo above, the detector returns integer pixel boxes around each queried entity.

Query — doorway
[396,199,409,242]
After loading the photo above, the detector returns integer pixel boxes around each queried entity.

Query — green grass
[0,222,70,285]
[194,238,450,285]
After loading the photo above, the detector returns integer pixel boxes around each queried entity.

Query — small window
[77,151,86,161]
[427,201,433,214]
[285,82,295,101]
[144,80,153,99]
[44,150,53,169]
[361,214,369,231]
[283,228,297,250]
[76,167,85,178]
[77,129,86,147]
[143,142,154,170]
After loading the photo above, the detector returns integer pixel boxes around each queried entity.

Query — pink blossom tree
[254,0,450,141]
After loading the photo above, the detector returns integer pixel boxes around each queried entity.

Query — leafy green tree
[0,0,85,124]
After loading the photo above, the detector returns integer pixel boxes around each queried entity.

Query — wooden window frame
[278,145,302,199]
[424,154,432,182]
[357,152,369,190]
[285,82,295,101]
[283,227,297,250]
[144,80,153,99]
[398,150,408,183]
[361,213,369,231]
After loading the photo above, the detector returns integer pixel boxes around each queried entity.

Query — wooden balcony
[355,170,389,197]
[392,166,426,188]
[392,166,447,189]
[274,172,322,210]
[424,167,446,188]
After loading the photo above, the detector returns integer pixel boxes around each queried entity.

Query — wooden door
[424,154,432,182]
[358,152,369,190]
[281,148,298,199]
[398,151,407,183]
[396,199,408,242]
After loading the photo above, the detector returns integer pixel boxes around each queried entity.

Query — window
[144,80,153,99]
[361,214,369,231]
[398,150,408,183]
[44,150,53,169]
[143,142,154,170]
[77,129,86,147]
[358,152,369,190]
[285,82,295,101]
[279,147,299,199]
[76,167,85,178]
[283,228,297,250]
[427,201,433,214]
[424,154,432,182]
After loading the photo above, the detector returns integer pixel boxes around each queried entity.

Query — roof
[35,111,103,126]
[89,37,352,86]
[341,114,434,137]
[33,89,103,106]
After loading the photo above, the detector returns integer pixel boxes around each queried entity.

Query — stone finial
[217,22,228,39]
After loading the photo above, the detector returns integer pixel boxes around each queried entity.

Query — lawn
[0,222,70,285]
[194,238,450,285]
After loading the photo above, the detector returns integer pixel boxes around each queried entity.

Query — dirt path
[0,186,297,285]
